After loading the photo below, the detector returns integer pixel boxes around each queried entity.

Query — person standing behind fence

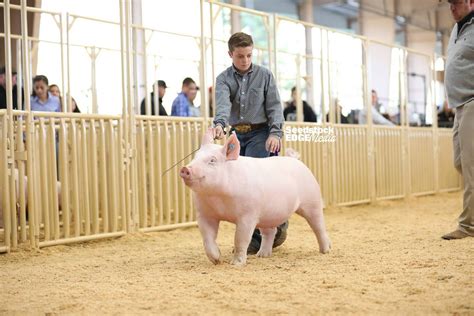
[441,0,474,240]
[171,77,196,117]
[438,100,455,128]
[0,67,24,110]
[140,80,168,116]
[211,32,287,255]
[30,75,60,112]
[359,89,394,126]
[188,86,201,117]
[49,84,80,113]
[284,86,317,122]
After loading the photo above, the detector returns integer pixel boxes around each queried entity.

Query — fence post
[401,49,411,198]
[432,55,440,193]
[3,0,16,251]
[120,0,138,232]
[199,0,209,127]
[363,39,376,203]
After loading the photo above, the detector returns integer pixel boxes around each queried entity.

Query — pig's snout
[180,166,192,180]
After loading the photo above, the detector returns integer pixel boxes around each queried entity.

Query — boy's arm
[213,75,232,128]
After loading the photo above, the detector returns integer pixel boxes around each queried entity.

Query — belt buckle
[235,124,251,134]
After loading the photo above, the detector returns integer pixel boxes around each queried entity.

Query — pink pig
[180,129,331,266]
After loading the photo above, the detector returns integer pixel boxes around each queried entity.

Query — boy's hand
[266,135,281,154]
[213,125,225,140]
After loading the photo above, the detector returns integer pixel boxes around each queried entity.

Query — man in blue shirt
[171,77,197,117]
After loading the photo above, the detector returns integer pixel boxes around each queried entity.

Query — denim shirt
[213,64,284,138]
[171,92,190,117]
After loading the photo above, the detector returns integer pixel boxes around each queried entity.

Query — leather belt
[231,123,267,134]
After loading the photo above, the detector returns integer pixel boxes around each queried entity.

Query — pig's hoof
[320,248,330,254]
[256,249,272,258]
[319,239,331,254]
[209,257,221,265]
[206,249,221,264]
[207,253,221,265]
[230,257,246,266]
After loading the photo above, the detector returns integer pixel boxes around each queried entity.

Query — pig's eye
[209,157,217,165]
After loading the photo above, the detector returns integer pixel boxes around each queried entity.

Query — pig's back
[245,156,316,181]
[235,156,321,213]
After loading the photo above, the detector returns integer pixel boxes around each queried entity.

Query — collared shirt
[171,92,190,117]
[213,63,284,138]
[30,92,61,112]
[445,10,474,108]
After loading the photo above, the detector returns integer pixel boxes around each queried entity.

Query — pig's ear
[201,127,214,145]
[223,132,240,161]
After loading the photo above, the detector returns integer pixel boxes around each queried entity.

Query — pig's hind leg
[197,216,221,265]
[296,201,331,254]
[256,227,277,258]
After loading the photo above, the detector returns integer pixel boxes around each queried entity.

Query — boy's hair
[228,32,253,52]
[182,77,195,87]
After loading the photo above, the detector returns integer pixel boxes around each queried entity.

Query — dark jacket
[283,101,317,122]
[0,85,23,110]
[438,110,455,128]
[140,92,168,116]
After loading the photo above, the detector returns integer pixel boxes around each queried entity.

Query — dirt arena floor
[1,191,473,315]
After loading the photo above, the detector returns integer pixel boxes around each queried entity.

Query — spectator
[48,84,80,113]
[438,100,455,128]
[371,89,383,112]
[140,80,168,116]
[326,98,349,124]
[188,86,201,117]
[171,77,196,117]
[283,86,317,122]
[359,89,395,126]
[0,67,23,110]
[48,84,60,98]
[30,75,60,112]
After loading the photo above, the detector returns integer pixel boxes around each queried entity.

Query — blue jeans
[235,127,270,158]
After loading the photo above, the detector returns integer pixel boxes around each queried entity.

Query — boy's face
[229,46,253,73]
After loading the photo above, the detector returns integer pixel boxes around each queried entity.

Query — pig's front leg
[197,215,221,265]
[232,218,257,266]
[256,227,277,258]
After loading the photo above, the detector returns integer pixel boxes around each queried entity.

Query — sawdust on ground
[0,192,473,315]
